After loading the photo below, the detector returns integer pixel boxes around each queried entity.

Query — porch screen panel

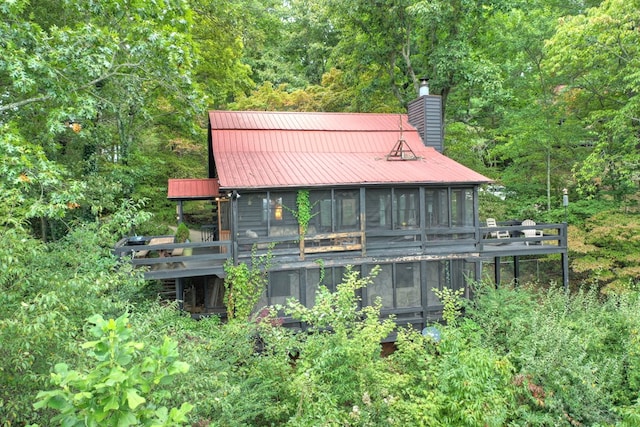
[451,259,474,293]
[393,189,420,229]
[309,190,332,233]
[238,192,267,236]
[365,189,392,230]
[425,189,449,228]
[218,199,230,232]
[451,188,474,227]
[425,261,444,308]
[269,270,300,305]
[268,191,298,235]
[306,266,352,307]
[450,188,475,240]
[335,189,360,231]
[426,259,473,299]
[366,264,393,309]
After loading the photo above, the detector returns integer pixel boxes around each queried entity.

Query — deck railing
[479,222,567,249]
[113,236,231,279]
[116,222,568,278]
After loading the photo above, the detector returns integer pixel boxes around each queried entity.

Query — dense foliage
[6,237,640,426]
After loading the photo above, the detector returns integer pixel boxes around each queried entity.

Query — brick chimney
[407,78,444,153]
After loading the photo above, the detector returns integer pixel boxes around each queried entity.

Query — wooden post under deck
[176,278,184,310]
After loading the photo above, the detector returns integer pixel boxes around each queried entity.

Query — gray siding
[408,95,444,153]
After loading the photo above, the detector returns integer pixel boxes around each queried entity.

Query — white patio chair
[486,218,510,239]
[521,219,543,245]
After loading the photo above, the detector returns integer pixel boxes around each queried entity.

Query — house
[116,87,569,331]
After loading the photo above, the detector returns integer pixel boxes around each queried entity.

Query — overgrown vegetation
[4,215,640,426]
[223,246,274,321]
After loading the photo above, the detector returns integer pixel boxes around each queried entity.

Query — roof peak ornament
[386,115,419,161]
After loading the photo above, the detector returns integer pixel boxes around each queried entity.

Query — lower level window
[366,263,421,309]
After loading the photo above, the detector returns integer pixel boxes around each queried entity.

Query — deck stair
[158,279,177,300]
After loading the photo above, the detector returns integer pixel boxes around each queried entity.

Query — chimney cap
[419,77,430,96]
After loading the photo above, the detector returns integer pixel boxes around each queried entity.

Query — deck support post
[562,252,569,291]
[494,256,501,288]
[176,278,184,310]
[469,259,482,300]
[514,256,520,285]
[176,201,184,224]
[230,191,239,264]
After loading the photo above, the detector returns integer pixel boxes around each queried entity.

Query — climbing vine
[295,190,313,236]
[281,190,317,239]
[224,245,274,321]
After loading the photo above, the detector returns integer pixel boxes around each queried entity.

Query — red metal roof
[167,178,219,200]
[209,111,491,190]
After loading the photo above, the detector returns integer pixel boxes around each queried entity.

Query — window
[366,263,421,309]
[273,197,283,221]
[269,270,300,305]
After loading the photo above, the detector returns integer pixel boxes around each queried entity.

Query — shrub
[34,313,192,426]
[174,222,190,243]
[467,281,640,425]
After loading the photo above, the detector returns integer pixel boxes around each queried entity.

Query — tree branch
[0,96,50,113]
[0,62,143,114]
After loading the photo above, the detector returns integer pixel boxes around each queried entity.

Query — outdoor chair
[486,218,510,239]
[521,219,543,245]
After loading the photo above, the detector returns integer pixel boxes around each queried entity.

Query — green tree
[190,0,253,107]
[1,0,203,204]
[0,0,207,235]
[544,0,640,200]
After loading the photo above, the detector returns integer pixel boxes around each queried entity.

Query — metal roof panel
[209,111,491,190]
[167,178,219,200]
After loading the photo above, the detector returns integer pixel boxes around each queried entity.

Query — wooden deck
[114,223,567,280]
[114,237,231,280]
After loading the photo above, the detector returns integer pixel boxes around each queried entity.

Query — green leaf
[168,360,189,375]
[116,410,138,427]
[126,388,146,410]
[103,394,120,411]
